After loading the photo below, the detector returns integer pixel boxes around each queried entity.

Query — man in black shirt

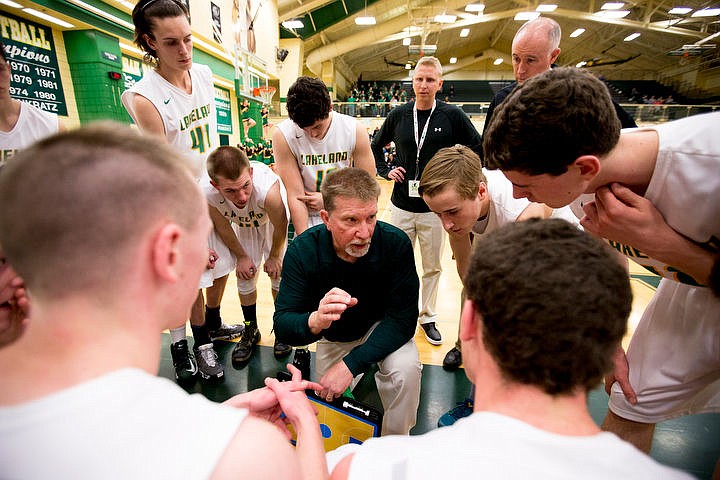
[371,56,482,349]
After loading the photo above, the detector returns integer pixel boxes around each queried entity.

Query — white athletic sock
[170,326,187,344]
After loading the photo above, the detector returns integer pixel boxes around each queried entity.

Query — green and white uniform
[122,64,233,288]
[276,112,357,228]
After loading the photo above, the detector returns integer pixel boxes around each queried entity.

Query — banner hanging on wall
[1,11,68,115]
[214,86,233,135]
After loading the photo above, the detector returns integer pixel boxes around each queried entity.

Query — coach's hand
[317,361,353,402]
[308,287,358,334]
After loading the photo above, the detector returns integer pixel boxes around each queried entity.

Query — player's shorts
[609,278,720,422]
[235,222,285,295]
[198,228,235,289]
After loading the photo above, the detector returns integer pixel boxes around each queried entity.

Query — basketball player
[0,123,327,479]
[204,146,291,365]
[484,67,720,454]
[328,220,690,479]
[273,76,375,377]
[274,76,375,236]
[420,145,579,423]
[122,0,242,384]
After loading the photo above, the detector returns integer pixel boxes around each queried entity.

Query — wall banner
[1,11,68,115]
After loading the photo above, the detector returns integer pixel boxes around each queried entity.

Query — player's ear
[574,155,600,180]
[152,223,183,282]
[477,182,488,201]
[143,34,156,52]
[459,299,480,343]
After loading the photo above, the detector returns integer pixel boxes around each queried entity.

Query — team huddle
[0,1,717,479]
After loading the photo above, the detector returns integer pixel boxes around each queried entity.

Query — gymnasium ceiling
[277,0,720,80]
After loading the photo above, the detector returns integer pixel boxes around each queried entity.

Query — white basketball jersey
[276,111,357,193]
[122,63,218,181]
[204,161,288,229]
[0,102,58,167]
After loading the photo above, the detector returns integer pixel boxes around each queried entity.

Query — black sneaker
[232,327,261,365]
[209,323,244,341]
[194,343,224,382]
[421,322,443,345]
[292,347,311,380]
[170,339,199,386]
[273,339,292,359]
[442,347,462,371]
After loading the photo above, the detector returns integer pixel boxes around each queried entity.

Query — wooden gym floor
[159,178,720,479]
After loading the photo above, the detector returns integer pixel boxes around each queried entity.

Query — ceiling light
[576,61,587,67]
[601,2,625,9]
[514,11,541,20]
[450,57,458,64]
[22,8,75,28]
[493,58,503,65]
[570,28,585,37]
[355,16,376,25]
[460,28,470,37]
[405,63,412,69]
[403,37,412,45]
[536,4,558,12]
[434,13,457,23]
[624,32,640,41]
[116,0,134,8]
[282,19,304,29]
[0,0,22,7]
[465,3,485,12]
[594,10,631,18]
[355,0,376,26]
[668,7,692,14]
[691,8,720,17]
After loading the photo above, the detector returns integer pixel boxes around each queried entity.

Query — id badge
[409,180,420,198]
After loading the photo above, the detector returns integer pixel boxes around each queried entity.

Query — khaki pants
[316,324,422,435]
[387,203,445,326]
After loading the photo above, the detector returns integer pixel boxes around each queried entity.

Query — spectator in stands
[0,123,327,479]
